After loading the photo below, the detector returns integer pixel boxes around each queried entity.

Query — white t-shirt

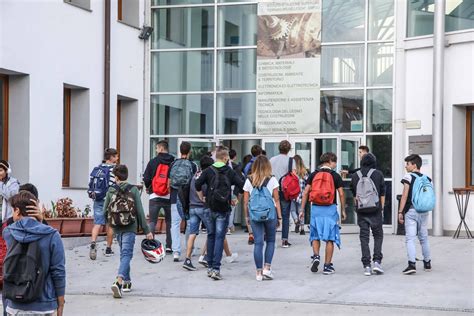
[243,177,279,195]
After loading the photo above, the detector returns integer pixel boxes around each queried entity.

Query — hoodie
[142,153,175,200]
[1,176,20,222]
[3,217,66,312]
[350,153,385,204]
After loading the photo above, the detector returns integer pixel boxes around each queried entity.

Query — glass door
[177,138,217,166]
[261,138,285,159]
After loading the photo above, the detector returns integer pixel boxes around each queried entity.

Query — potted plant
[80,205,94,236]
[44,201,62,232]
[45,198,83,237]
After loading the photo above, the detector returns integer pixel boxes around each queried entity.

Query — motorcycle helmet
[141,239,165,263]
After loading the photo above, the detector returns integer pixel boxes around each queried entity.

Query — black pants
[149,198,172,249]
[357,211,383,267]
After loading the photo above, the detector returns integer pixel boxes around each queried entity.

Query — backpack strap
[262,177,271,188]
[287,158,293,173]
[367,169,375,178]
[356,170,363,179]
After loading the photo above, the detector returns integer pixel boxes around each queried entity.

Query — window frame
[117,99,122,163]
[466,107,474,188]
[118,0,123,21]
[1,74,9,161]
[63,88,72,188]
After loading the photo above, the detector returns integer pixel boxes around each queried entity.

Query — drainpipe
[432,0,445,236]
[104,0,111,149]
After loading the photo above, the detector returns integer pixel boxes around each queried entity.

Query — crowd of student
[0,139,435,314]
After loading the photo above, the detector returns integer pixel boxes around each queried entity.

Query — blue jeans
[187,207,211,235]
[206,211,229,271]
[279,192,292,240]
[405,209,431,263]
[116,232,136,282]
[250,218,277,270]
[93,200,106,225]
[290,200,300,223]
[171,198,184,254]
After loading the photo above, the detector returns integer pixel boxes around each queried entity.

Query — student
[143,140,175,254]
[291,155,308,234]
[341,145,370,178]
[183,156,214,271]
[228,149,243,234]
[195,147,244,280]
[105,165,153,298]
[3,191,65,316]
[398,154,433,275]
[300,152,346,275]
[269,140,296,248]
[88,148,119,260]
[243,156,282,281]
[243,145,263,177]
[350,153,385,276]
[169,142,197,262]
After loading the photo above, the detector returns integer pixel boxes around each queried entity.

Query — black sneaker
[89,243,97,260]
[300,228,306,235]
[165,247,172,254]
[282,240,291,248]
[104,247,114,257]
[310,255,320,273]
[402,262,416,275]
[111,281,122,298]
[122,282,132,293]
[295,223,300,233]
[211,270,222,281]
[323,263,335,275]
[423,260,432,272]
[183,258,197,271]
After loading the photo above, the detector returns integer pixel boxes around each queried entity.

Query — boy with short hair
[195,147,244,280]
[88,148,119,260]
[398,154,432,275]
[300,152,346,275]
[105,165,153,298]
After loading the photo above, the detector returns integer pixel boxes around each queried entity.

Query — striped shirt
[101,163,116,187]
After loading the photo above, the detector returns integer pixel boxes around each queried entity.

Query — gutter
[104,0,111,149]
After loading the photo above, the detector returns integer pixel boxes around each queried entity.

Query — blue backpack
[87,165,111,201]
[248,178,276,222]
[411,173,435,213]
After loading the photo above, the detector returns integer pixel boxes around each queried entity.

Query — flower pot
[60,218,83,237]
[47,219,63,233]
[81,218,94,236]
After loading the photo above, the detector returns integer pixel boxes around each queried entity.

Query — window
[217,93,256,134]
[217,49,256,90]
[218,4,257,47]
[320,90,364,133]
[466,107,474,187]
[367,43,394,86]
[0,75,9,161]
[64,0,91,11]
[63,88,72,187]
[367,89,392,132]
[321,45,365,88]
[366,135,392,177]
[369,0,395,41]
[322,0,365,42]
[117,0,140,27]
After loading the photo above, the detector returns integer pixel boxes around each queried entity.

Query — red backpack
[152,164,170,196]
[280,158,301,201]
[310,169,335,206]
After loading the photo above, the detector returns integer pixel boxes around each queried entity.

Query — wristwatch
[277,217,282,220]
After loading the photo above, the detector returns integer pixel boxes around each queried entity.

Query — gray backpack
[355,169,379,213]
[169,159,194,189]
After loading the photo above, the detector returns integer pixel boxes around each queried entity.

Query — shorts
[93,200,106,226]
[310,204,341,248]
[187,207,211,235]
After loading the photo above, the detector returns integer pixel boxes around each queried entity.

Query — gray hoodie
[1,176,20,222]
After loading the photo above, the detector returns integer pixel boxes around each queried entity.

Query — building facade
[1,0,473,235]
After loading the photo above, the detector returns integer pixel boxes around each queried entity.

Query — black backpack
[3,239,45,303]
[207,167,231,212]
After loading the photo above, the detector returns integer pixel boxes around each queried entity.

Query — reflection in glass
[341,139,358,171]
[321,45,364,88]
[217,49,256,90]
[320,90,364,133]
[367,89,392,132]
[343,181,357,225]
[150,95,213,135]
[322,0,365,42]
[295,142,312,170]
[152,0,213,5]
[151,137,178,159]
[217,93,256,134]
[446,0,474,32]
[368,0,394,40]
[368,44,394,86]
[151,51,213,92]
[315,139,337,166]
[366,135,392,178]
[384,181,392,224]
[218,4,257,47]
[264,142,280,159]
[151,7,214,49]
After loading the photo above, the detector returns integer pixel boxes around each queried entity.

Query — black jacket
[143,153,175,192]
[350,153,385,205]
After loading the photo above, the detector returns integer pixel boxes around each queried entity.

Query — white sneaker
[256,274,263,281]
[364,266,372,276]
[225,253,238,264]
[373,262,384,275]
[173,252,180,262]
[262,269,274,280]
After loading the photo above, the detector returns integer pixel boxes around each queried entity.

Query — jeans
[206,211,229,271]
[149,198,171,249]
[171,198,184,254]
[357,211,384,267]
[250,218,277,269]
[290,200,300,223]
[116,232,136,282]
[188,207,211,235]
[405,208,431,263]
[93,200,106,225]
[279,192,292,240]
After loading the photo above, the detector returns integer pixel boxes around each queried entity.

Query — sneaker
[282,240,291,248]
[373,262,384,275]
[248,235,254,245]
[89,243,97,260]
[111,281,122,298]
[295,223,300,234]
[104,247,114,257]
[225,253,238,264]
[211,270,222,281]
[226,229,232,235]
[122,282,132,293]
[182,258,197,271]
[207,268,213,278]
[198,255,208,268]
[256,274,263,282]
[310,255,320,273]
[402,262,416,275]
[165,247,172,254]
[262,269,274,280]
[300,228,306,235]
[423,260,432,272]
[173,252,180,262]
[364,266,372,276]
[323,263,335,275]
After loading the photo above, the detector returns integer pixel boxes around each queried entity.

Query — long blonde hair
[250,156,272,187]
[293,155,308,178]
